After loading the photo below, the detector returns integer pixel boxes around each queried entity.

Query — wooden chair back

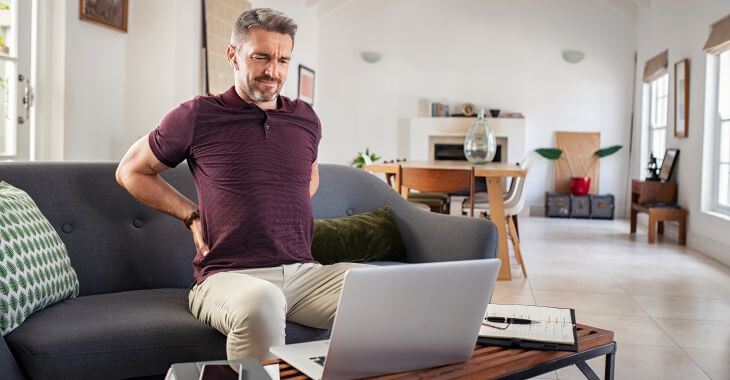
[400,167,475,216]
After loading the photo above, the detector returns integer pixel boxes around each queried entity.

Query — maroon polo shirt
[149,86,321,284]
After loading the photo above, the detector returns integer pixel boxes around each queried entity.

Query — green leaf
[595,145,623,158]
[535,148,563,160]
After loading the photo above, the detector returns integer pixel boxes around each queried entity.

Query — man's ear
[226,44,239,70]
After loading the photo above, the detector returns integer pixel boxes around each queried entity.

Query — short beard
[244,76,282,102]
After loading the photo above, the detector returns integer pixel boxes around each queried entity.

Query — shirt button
[264,124,270,130]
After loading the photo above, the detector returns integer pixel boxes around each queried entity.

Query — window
[715,50,730,209]
[649,73,669,162]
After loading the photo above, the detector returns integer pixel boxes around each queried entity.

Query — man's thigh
[284,262,373,329]
[189,270,286,335]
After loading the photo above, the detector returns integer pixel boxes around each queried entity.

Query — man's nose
[263,60,282,79]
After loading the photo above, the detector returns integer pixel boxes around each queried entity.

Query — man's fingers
[190,222,209,256]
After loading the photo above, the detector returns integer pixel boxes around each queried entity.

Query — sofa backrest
[0,162,199,296]
[0,162,410,296]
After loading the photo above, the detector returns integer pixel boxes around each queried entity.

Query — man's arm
[310,159,319,197]
[116,134,209,254]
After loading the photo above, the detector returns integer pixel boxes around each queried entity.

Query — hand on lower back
[190,219,210,256]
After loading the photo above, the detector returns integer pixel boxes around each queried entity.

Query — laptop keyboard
[309,355,326,367]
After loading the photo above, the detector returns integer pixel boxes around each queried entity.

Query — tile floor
[492,217,729,380]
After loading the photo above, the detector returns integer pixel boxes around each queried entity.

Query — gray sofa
[0,162,497,379]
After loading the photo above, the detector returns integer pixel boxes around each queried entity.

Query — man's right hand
[189,219,210,256]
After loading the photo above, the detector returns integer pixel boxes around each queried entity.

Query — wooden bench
[630,179,687,245]
[631,204,687,245]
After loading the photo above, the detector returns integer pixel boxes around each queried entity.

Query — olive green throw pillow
[312,207,407,265]
[0,182,80,335]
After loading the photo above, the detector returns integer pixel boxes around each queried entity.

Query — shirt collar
[220,85,294,113]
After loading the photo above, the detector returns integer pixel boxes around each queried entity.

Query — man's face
[229,28,292,103]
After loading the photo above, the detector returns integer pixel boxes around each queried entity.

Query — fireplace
[429,135,508,163]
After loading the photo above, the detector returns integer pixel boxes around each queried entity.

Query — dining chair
[400,166,476,217]
[462,157,533,276]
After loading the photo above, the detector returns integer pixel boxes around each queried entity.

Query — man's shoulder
[281,96,318,121]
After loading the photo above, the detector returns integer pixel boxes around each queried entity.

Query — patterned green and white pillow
[0,181,79,335]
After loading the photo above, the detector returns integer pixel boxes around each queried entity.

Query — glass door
[0,0,32,160]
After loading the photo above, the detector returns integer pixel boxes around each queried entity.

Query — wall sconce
[561,50,585,64]
[361,51,383,64]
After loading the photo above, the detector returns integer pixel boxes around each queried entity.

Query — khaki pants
[188,262,370,360]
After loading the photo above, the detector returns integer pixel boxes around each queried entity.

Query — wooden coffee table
[262,324,616,379]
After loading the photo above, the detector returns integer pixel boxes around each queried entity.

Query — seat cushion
[5,289,226,379]
[5,288,332,379]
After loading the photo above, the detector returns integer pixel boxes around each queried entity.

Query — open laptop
[270,259,500,380]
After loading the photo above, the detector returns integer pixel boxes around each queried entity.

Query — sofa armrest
[0,335,25,380]
[391,206,498,263]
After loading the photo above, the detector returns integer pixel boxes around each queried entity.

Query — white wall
[122,0,201,160]
[57,0,202,162]
[632,0,730,266]
[52,0,315,162]
[315,0,637,213]
[63,0,129,161]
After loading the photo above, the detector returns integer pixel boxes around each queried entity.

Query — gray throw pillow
[0,182,80,335]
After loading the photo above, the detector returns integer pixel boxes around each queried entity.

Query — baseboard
[636,217,730,267]
[529,204,544,217]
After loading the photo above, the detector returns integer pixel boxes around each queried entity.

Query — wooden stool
[631,204,687,245]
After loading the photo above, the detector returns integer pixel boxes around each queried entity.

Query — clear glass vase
[464,109,496,164]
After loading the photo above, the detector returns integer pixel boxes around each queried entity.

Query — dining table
[365,160,526,281]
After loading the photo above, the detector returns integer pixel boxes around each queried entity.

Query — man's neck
[234,86,278,111]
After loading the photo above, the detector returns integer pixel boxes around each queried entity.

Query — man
[116,8,365,361]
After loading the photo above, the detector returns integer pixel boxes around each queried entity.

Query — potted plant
[535,145,622,196]
[351,148,381,169]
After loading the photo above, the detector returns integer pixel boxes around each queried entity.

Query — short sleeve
[148,99,197,168]
[304,102,322,163]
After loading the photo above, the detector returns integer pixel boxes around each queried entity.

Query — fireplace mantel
[408,117,527,163]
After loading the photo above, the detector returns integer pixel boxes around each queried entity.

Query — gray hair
[230,8,297,47]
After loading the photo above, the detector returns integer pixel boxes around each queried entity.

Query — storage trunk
[570,195,591,218]
[590,194,615,219]
[545,192,571,218]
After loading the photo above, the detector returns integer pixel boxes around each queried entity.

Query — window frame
[712,50,730,215]
[648,73,669,164]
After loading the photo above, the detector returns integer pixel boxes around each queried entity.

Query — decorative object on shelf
[297,64,315,106]
[462,103,475,117]
[79,0,128,32]
[360,51,383,63]
[658,148,679,182]
[351,148,381,169]
[535,144,622,196]
[464,109,497,164]
[646,153,661,181]
[489,108,501,118]
[430,102,450,117]
[674,59,689,138]
[561,49,585,64]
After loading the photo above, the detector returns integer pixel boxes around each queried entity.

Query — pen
[485,316,540,325]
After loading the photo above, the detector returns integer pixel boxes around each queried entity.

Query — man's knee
[228,281,286,329]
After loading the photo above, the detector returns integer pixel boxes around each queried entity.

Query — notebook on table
[478,304,578,352]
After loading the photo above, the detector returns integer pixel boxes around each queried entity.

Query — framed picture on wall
[674,59,689,138]
[298,65,315,106]
[79,0,128,32]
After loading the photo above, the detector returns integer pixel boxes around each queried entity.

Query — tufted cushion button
[61,224,73,233]
[346,208,355,216]
[132,219,143,228]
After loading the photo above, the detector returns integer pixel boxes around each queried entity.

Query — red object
[569,177,591,196]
